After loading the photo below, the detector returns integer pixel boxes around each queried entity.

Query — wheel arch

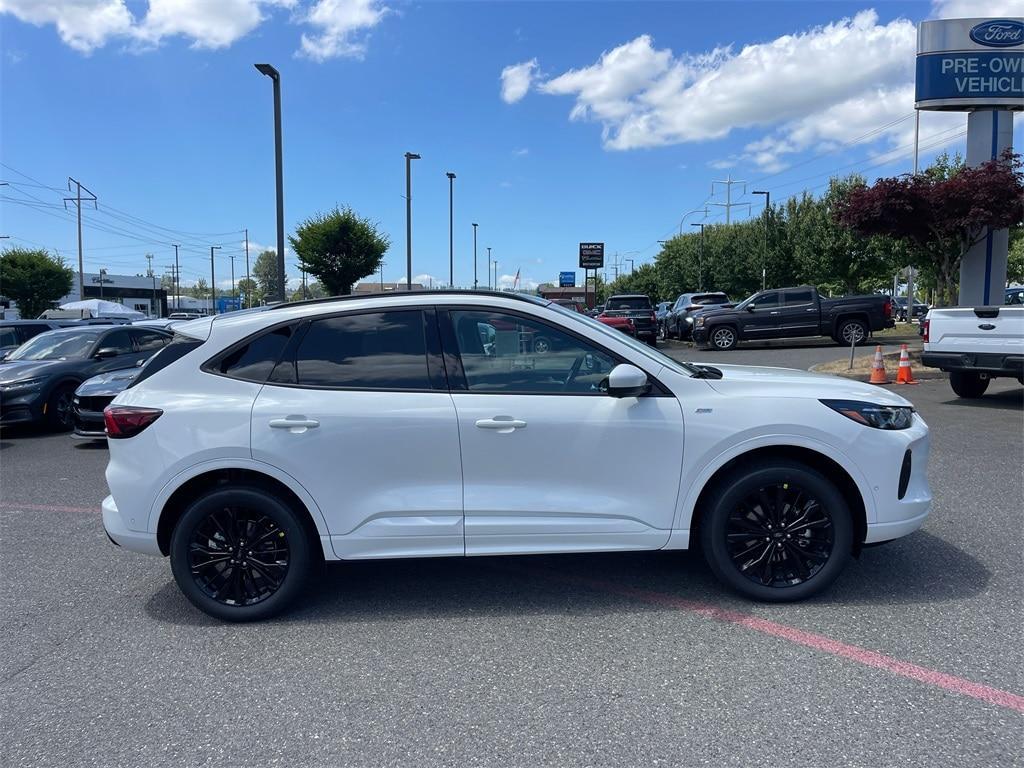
[682,444,869,551]
[833,312,870,334]
[154,464,328,557]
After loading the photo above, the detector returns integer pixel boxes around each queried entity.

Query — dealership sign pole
[916,17,1023,306]
[579,242,604,309]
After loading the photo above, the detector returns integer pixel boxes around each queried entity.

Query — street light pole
[405,152,421,290]
[486,247,492,289]
[752,190,770,291]
[679,207,709,236]
[255,64,286,302]
[210,245,221,314]
[172,244,181,312]
[446,172,456,287]
[472,222,479,290]
[691,223,705,290]
[625,258,634,274]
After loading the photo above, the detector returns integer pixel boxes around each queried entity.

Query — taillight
[921,318,930,343]
[884,300,892,318]
[104,405,163,439]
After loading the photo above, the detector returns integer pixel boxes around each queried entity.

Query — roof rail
[269,289,548,310]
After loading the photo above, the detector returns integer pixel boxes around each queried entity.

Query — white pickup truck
[922,305,1024,398]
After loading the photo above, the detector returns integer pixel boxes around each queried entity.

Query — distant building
[538,285,595,307]
[353,282,426,294]
[58,272,168,318]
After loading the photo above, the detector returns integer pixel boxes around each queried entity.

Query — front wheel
[709,326,738,350]
[170,487,314,622]
[950,371,989,399]
[700,460,852,602]
[46,384,77,431]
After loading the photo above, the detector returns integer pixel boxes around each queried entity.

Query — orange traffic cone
[895,343,918,385]
[869,345,889,385]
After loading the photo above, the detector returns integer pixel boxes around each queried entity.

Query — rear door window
[783,289,814,306]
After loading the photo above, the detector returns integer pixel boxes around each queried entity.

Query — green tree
[289,206,390,295]
[289,281,328,301]
[236,277,258,307]
[253,250,287,301]
[0,247,74,319]
[607,263,662,301]
[188,277,209,300]
[1008,226,1024,287]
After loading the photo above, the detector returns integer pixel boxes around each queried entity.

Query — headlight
[821,399,914,430]
[0,376,46,392]
[695,317,705,327]
[686,316,694,324]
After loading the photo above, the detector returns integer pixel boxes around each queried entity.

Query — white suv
[102,291,931,621]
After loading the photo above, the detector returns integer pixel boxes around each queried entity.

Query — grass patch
[812,348,944,380]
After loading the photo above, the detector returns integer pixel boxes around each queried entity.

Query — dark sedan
[0,325,171,430]
[72,365,145,438]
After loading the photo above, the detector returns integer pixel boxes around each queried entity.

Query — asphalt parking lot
[1,366,1022,767]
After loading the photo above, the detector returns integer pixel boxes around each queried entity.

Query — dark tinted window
[20,324,54,342]
[751,292,780,309]
[218,325,293,382]
[783,289,814,306]
[606,296,652,311]
[101,329,134,354]
[132,329,171,351]
[294,311,430,389]
[692,293,729,305]
[0,328,18,347]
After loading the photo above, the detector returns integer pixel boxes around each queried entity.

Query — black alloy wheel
[170,487,313,621]
[47,384,77,431]
[700,460,852,601]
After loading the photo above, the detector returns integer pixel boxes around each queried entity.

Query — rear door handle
[475,417,527,433]
[269,416,320,432]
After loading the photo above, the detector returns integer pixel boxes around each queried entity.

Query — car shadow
[940,386,1023,411]
[144,529,990,627]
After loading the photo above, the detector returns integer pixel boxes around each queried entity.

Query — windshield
[546,302,699,376]
[693,293,729,305]
[7,331,98,361]
[732,292,760,311]
[605,297,652,311]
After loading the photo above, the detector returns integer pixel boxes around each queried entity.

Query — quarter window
[217,324,294,382]
[132,329,172,351]
[294,311,431,389]
[449,310,615,394]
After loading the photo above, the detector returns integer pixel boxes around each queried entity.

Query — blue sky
[1,0,1021,293]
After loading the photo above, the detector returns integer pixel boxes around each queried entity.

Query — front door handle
[475,416,527,433]
[269,416,320,433]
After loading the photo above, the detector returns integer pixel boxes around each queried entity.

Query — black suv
[602,295,657,344]
[665,292,732,340]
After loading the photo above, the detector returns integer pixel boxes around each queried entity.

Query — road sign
[579,242,604,269]
[559,271,576,287]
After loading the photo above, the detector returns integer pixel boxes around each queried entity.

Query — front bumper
[102,495,161,555]
[861,415,932,544]
[0,389,44,425]
[922,351,1024,377]
[72,396,109,438]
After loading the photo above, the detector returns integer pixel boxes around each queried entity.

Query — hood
[704,364,913,407]
[76,367,141,397]
[0,358,79,383]
[698,305,740,320]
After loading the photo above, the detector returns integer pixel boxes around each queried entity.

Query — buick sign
[969,20,1024,48]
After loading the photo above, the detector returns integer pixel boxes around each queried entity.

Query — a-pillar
[960,110,1014,306]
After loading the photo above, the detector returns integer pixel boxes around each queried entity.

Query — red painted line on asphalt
[0,502,96,514]
[535,570,1024,714]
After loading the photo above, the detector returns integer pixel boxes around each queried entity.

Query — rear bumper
[921,351,1024,377]
[102,495,161,556]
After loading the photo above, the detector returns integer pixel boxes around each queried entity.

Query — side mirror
[94,347,119,360]
[0,350,9,361]
[745,304,755,312]
[605,363,649,398]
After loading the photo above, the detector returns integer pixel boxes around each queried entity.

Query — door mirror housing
[745,304,756,312]
[605,363,649,398]
[94,347,119,359]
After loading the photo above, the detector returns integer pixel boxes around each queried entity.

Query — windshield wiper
[689,364,723,379]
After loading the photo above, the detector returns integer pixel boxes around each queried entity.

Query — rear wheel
[950,371,989,399]
[836,319,868,346]
[709,326,738,350]
[700,460,852,602]
[170,487,314,622]
[46,384,76,431]
[533,336,551,354]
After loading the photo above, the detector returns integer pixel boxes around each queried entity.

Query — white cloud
[514,147,530,156]
[931,0,1024,18]
[498,273,539,291]
[0,0,134,53]
[524,11,919,161]
[135,0,294,50]
[297,0,390,62]
[500,59,537,104]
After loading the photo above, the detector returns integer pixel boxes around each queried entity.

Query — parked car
[1005,287,1024,305]
[921,305,1024,398]
[551,299,586,314]
[72,364,147,439]
[894,296,929,322]
[0,325,172,429]
[693,286,894,351]
[0,320,70,359]
[665,292,733,340]
[586,304,605,318]
[168,312,202,320]
[101,290,930,621]
[600,294,657,344]
[654,301,672,337]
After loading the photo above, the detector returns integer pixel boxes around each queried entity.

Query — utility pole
[691,223,705,290]
[405,152,420,290]
[163,263,179,313]
[98,268,107,300]
[244,228,251,308]
[145,254,157,317]
[210,245,221,314]
[472,223,479,290]
[172,244,181,312]
[486,247,492,289]
[63,177,96,301]
[752,190,770,291]
[710,175,750,224]
[229,252,237,310]
[446,172,456,287]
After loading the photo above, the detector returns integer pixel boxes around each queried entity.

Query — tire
[170,487,315,622]
[836,319,868,346]
[533,336,551,354]
[699,459,852,602]
[709,326,738,351]
[949,371,989,399]
[657,323,666,341]
[46,383,77,431]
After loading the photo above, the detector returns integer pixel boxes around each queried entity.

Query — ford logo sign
[969,19,1024,48]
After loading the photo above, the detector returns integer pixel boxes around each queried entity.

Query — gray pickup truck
[692,286,895,350]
